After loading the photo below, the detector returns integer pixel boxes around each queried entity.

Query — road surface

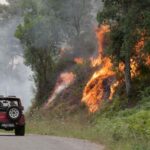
[0,134,104,150]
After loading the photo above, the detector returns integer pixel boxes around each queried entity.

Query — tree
[15,0,61,105]
[97,0,150,98]
[16,0,97,106]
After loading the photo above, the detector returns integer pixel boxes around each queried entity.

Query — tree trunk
[125,52,131,98]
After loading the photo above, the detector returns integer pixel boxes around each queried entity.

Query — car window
[0,100,19,107]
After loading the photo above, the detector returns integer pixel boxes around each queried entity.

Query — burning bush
[82,25,150,113]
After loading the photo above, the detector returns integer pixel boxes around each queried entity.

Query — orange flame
[90,25,110,67]
[90,56,102,67]
[96,25,110,54]
[82,57,118,112]
[146,55,150,66]
[82,26,150,113]
[135,37,144,53]
[134,36,150,69]
[45,72,75,108]
[82,25,119,112]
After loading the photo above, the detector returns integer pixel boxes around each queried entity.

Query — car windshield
[0,100,19,108]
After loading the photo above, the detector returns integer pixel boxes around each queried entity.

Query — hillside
[26,25,150,149]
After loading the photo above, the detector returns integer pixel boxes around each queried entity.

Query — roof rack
[7,96,16,98]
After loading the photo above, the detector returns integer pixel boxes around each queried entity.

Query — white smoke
[0,0,9,5]
[0,16,33,110]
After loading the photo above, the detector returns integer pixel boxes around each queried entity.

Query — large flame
[82,58,119,112]
[82,25,119,112]
[82,25,150,113]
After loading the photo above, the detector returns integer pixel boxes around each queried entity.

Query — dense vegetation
[97,0,150,97]
[15,0,150,149]
[16,0,95,106]
[27,87,150,150]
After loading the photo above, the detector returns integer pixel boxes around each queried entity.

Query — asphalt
[0,134,104,150]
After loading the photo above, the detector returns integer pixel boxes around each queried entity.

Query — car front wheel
[15,125,25,136]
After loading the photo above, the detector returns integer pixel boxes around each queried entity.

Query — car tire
[15,125,25,136]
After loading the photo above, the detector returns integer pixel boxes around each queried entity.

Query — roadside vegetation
[26,63,150,150]
[27,86,150,150]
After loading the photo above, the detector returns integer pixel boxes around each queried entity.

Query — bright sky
[0,0,9,5]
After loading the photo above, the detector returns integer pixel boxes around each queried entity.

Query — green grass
[26,108,150,150]
[26,87,150,150]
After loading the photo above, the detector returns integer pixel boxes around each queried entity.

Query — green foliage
[140,86,150,99]
[97,0,150,97]
[27,90,150,150]
[16,0,93,106]
[15,0,61,106]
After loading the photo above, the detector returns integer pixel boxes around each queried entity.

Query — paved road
[0,134,104,150]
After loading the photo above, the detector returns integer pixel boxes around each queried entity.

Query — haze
[0,16,33,110]
[0,0,9,5]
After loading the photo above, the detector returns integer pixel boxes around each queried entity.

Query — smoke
[0,0,9,5]
[0,0,104,110]
[0,16,33,110]
[91,0,103,23]
[60,0,104,59]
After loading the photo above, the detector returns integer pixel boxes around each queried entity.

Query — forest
[1,0,150,149]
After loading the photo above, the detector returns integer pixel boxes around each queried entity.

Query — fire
[45,72,75,108]
[119,62,125,72]
[82,25,119,112]
[82,57,118,112]
[130,58,139,78]
[90,25,110,67]
[82,25,150,113]
[96,25,110,54]
[74,57,84,64]
[109,81,119,100]
[146,55,150,66]
[90,56,102,67]
[135,37,144,53]
[134,36,150,68]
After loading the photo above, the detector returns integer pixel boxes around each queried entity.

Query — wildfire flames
[82,25,119,112]
[135,37,150,66]
[82,25,150,113]
[82,57,119,112]
[45,24,150,112]
[146,55,150,66]
[45,72,75,108]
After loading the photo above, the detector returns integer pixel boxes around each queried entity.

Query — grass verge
[26,87,150,150]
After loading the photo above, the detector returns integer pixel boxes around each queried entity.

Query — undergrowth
[26,86,150,150]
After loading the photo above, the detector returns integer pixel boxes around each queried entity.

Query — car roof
[0,97,21,101]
